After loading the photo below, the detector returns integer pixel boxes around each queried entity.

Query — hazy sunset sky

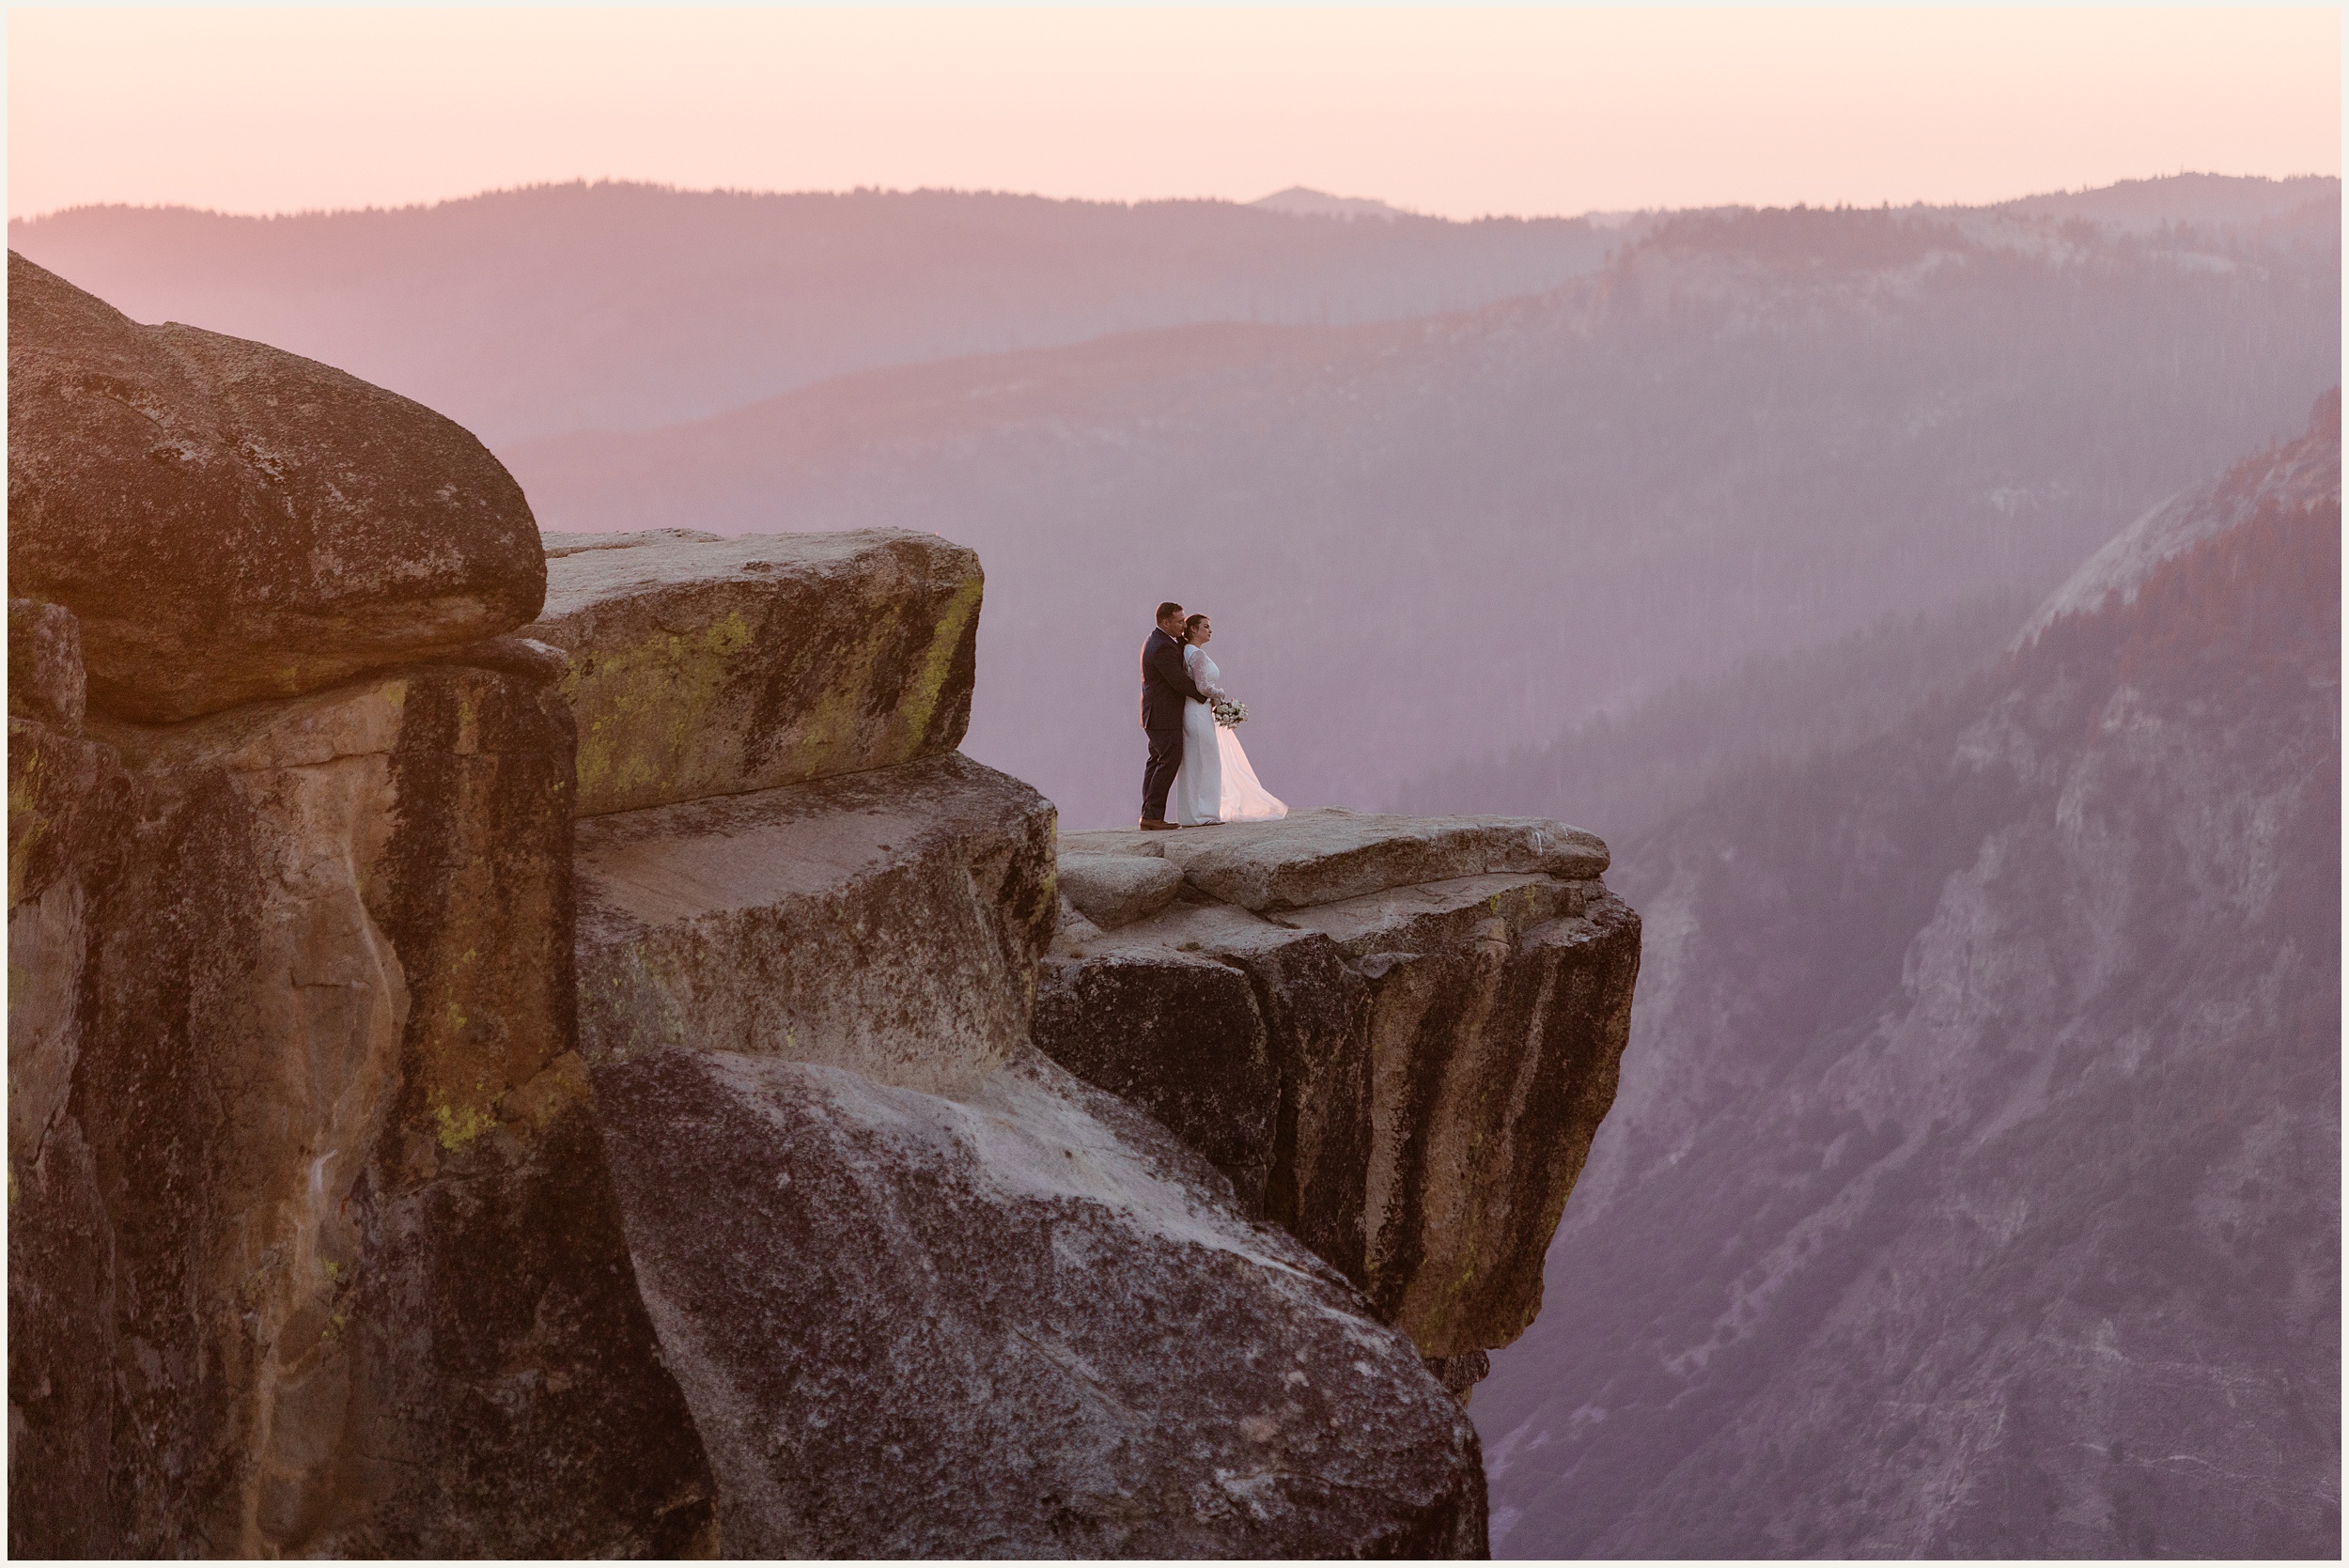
[8,7,2340,222]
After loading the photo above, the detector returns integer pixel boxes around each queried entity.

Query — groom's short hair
[1156,601,1184,624]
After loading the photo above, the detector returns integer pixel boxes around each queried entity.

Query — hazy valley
[1475,402,2340,1555]
[13,171,2337,1559]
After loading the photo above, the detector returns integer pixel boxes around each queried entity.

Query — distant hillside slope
[1388,587,2030,846]
[498,200,2340,829]
[1475,397,2341,1558]
[1999,172,2338,232]
[5,183,1625,444]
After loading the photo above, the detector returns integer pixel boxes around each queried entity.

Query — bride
[1167,613,1287,827]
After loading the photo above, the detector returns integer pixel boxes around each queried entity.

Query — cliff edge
[8,254,1641,1557]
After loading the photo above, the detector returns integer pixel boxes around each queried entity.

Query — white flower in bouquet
[1211,695,1248,728]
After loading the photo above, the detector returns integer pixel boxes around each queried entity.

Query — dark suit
[1140,626,1206,821]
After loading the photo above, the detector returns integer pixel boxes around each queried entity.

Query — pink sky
[8,8,2339,222]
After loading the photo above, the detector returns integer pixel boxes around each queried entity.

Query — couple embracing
[1139,601,1286,831]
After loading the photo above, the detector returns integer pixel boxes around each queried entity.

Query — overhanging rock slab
[530,528,982,816]
[1065,806,1609,912]
[575,752,1057,1095]
[8,254,546,724]
[1037,815,1641,1377]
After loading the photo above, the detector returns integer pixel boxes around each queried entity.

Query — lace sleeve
[1185,644,1227,699]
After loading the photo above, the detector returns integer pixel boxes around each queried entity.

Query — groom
[1139,599,1207,830]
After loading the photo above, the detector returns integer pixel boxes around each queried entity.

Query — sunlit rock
[571,750,1489,1554]
[530,527,982,815]
[1056,849,1185,929]
[575,752,1056,1094]
[1068,806,1608,912]
[5,254,545,723]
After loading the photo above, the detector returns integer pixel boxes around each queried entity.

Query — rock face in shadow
[530,528,982,816]
[1476,401,2343,1560]
[5,254,545,723]
[1035,816,1641,1382]
[569,749,1490,1555]
[597,1046,1487,1558]
[7,629,714,1559]
[7,648,710,1551]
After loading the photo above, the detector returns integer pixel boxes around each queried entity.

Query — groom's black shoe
[1139,818,1179,831]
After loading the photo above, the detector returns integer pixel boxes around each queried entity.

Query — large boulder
[575,752,1057,1094]
[6,254,545,723]
[572,751,1490,1554]
[1036,816,1641,1384]
[594,1046,1489,1558]
[7,606,712,1558]
[1056,850,1185,929]
[530,528,983,815]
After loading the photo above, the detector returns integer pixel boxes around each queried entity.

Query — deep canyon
[8,171,2339,1557]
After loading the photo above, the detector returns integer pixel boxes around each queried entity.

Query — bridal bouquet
[1210,695,1248,728]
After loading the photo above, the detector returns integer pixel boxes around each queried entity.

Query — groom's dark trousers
[1140,625,1206,821]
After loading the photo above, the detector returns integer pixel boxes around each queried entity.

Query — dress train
[1168,644,1285,826]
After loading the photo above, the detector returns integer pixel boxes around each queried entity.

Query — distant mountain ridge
[8,173,2328,450]
[490,197,2339,829]
[6,183,1625,444]
[12,172,2335,834]
[1999,172,2338,231]
[1475,396,2341,1557]
[1251,187,1411,222]
[2019,386,2342,642]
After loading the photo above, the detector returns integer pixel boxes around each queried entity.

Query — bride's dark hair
[1182,613,1209,642]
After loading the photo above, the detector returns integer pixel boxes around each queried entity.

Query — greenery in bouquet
[1210,695,1248,728]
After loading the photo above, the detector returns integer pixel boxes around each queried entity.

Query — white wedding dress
[1168,644,1287,826]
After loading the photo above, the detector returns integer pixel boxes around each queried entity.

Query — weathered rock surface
[568,737,1490,1554]
[543,526,723,557]
[527,527,982,816]
[1056,849,1185,929]
[6,253,546,723]
[595,1045,1488,1558]
[1036,816,1641,1377]
[12,261,1575,1559]
[8,598,86,731]
[8,606,712,1557]
[576,752,1056,1094]
[1064,806,1609,911]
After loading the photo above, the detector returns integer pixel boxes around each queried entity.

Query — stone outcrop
[595,1020,1486,1558]
[8,262,708,1556]
[558,534,1490,1555]
[8,615,712,1557]
[576,752,1055,1093]
[1035,811,1641,1384]
[1135,809,1611,912]
[1057,850,1186,930]
[6,253,545,723]
[530,528,982,815]
[11,263,1641,1560]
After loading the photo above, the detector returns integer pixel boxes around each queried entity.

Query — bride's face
[1190,619,1212,645]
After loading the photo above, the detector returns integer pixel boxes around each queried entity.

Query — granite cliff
[8,253,1641,1555]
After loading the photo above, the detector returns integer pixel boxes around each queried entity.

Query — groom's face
[1159,609,1185,636]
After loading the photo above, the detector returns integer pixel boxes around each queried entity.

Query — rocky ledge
[8,254,1640,1559]
[1039,812,1641,1389]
